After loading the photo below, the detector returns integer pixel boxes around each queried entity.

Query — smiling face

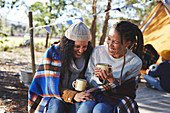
[73,41,88,59]
[107,28,131,58]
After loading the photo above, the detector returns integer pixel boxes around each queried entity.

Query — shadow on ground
[136,82,170,113]
[0,71,28,112]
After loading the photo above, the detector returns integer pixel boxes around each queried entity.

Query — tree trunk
[45,32,49,48]
[49,26,54,45]
[90,0,97,48]
[99,0,111,45]
[45,0,52,48]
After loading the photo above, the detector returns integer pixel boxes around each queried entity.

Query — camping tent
[140,0,170,54]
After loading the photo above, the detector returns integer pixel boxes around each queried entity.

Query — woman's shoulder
[127,49,142,64]
[159,60,170,66]
[47,44,60,52]
[93,45,107,52]
[43,45,61,59]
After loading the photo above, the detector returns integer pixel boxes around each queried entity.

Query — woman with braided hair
[77,21,143,113]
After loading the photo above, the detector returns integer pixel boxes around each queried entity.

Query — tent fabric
[139,2,163,30]
[140,1,170,54]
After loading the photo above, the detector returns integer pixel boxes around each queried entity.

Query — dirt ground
[0,47,45,112]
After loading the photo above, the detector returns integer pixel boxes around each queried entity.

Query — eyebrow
[108,36,121,43]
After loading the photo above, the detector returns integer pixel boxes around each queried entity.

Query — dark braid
[114,21,144,59]
[112,21,144,85]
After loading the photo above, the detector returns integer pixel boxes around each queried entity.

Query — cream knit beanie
[65,22,92,41]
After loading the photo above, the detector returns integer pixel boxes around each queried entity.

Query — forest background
[0,0,157,50]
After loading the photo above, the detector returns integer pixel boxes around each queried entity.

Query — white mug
[72,79,87,91]
[96,63,111,72]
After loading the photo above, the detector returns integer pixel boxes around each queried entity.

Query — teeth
[109,48,114,52]
[76,52,81,55]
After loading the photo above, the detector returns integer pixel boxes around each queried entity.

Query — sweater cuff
[96,82,118,91]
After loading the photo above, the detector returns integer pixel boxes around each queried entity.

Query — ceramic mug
[72,79,87,91]
[96,63,111,72]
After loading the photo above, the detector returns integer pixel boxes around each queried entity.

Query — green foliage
[25,0,158,45]
[108,0,157,25]
[35,42,42,52]
[29,0,67,26]
[28,0,84,37]
[143,1,157,20]
[0,31,8,50]
[0,31,8,37]
[3,45,11,52]
[0,0,25,9]
[10,27,14,36]
[0,33,10,51]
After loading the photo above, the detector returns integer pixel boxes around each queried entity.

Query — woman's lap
[77,100,113,113]
[46,95,115,113]
[93,103,114,113]
[77,100,97,113]
[46,97,80,113]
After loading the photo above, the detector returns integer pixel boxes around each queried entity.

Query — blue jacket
[149,60,170,91]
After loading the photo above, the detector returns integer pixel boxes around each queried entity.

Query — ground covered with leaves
[0,47,45,112]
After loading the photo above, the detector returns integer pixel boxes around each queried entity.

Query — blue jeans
[144,75,164,91]
[77,100,113,113]
[93,103,114,113]
[46,98,80,113]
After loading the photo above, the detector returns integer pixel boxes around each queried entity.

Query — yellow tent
[140,0,170,55]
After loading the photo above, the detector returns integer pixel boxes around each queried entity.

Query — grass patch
[0,36,59,51]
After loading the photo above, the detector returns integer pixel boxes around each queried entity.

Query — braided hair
[112,21,143,85]
[113,21,144,59]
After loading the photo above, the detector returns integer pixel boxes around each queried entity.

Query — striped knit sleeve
[96,82,118,91]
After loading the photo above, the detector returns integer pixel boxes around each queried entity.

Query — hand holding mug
[95,63,114,83]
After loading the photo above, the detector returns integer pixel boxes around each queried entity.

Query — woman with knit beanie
[28,22,94,113]
[144,50,170,92]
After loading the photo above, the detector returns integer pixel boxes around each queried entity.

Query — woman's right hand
[73,91,95,102]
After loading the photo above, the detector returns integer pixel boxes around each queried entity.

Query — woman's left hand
[73,91,95,102]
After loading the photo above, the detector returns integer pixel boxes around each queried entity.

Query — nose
[108,41,114,47]
[78,48,84,53]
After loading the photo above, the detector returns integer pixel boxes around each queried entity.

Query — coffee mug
[72,79,87,91]
[96,63,111,72]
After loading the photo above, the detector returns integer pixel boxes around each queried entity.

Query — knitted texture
[65,22,92,41]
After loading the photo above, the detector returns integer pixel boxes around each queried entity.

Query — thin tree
[90,0,97,48]
[45,0,52,48]
[99,0,111,45]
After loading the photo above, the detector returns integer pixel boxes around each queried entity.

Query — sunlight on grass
[0,36,59,48]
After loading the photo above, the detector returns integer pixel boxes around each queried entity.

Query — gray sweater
[85,45,142,87]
